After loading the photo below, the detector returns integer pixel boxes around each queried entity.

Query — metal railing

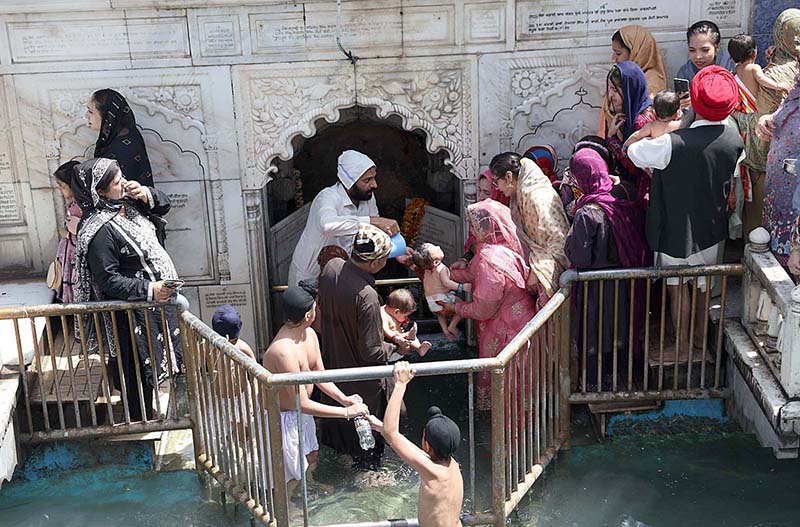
[560,264,744,404]
[0,300,189,443]
[181,286,572,527]
[3,263,745,526]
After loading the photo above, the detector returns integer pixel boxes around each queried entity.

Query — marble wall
[0,0,760,350]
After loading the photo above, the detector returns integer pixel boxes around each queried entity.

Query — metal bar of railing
[109,313,132,424]
[0,300,164,319]
[490,369,506,527]
[569,264,744,281]
[160,306,180,419]
[13,318,34,434]
[296,386,310,527]
[43,316,66,429]
[29,317,51,431]
[643,280,652,392]
[627,281,634,392]
[74,317,99,428]
[89,311,115,425]
[467,372,476,514]
[700,284,712,389]
[714,276,728,388]
[612,280,619,392]
[60,314,82,427]
[125,309,149,422]
[143,312,163,419]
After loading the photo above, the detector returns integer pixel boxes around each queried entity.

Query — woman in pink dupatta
[439,199,536,409]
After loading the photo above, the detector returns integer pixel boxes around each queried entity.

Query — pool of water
[3,431,799,527]
[3,344,800,526]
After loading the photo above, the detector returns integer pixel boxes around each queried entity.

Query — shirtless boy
[262,284,369,488]
[371,362,463,527]
[623,91,682,147]
[381,289,432,361]
[728,33,792,111]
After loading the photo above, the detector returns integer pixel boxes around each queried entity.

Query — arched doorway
[264,106,464,328]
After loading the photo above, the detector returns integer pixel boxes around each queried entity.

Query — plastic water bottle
[350,395,375,450]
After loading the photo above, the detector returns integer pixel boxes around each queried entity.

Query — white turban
[337,150,375,189]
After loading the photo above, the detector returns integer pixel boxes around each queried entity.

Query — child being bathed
[624,90,683,147]
[369,362,463,527]
[412,243,470,341]
[381,289,432,361]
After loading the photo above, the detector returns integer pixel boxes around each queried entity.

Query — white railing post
[778,287,800,398]
[743,227,770,328]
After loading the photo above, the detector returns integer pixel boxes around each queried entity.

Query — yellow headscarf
[600,25,666,137]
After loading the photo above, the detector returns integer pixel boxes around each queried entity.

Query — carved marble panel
[480,48,613,167]
[232,56,479,191]
[0,10,191,73]
[14,67,241,284]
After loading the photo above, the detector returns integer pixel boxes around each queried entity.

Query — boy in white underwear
[262,283,369,489]
[412,243,470,341]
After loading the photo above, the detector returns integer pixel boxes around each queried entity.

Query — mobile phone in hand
[163,279,185,289]
[673,78,690,95]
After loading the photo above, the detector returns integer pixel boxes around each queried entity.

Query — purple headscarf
[612,61,652,140]
[572,149,648,268]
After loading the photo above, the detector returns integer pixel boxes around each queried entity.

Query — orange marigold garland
[401,198,428,247]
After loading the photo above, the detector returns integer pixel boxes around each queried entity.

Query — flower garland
[401,198,428,247]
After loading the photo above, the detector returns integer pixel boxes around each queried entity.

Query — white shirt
[627,119,730,170]
[288,182,378,286]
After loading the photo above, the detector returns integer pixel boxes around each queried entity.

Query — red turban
[690,65,738,121]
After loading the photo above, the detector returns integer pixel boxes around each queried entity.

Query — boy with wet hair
[381,289,432,360]
[624,91,682,147]
[370,362,463,527]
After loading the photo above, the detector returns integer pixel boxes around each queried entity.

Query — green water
[3,346,800,526]
[2,432,799,526]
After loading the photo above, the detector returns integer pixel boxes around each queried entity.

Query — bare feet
[444,329,456,342]
[418,341,432,357]
[446,327,461,341]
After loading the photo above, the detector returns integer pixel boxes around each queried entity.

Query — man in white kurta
[288,150,399,286]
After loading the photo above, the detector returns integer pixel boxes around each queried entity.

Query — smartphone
[673,77,690,94]
[163,279,185,289]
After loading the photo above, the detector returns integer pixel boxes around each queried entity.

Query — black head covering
[72,158,127,213]
[424,406,460,461]
[281,285,316,323]
[91,89,154,187]
[212,304,243,341]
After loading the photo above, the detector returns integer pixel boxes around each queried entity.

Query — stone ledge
[725,319,800,458]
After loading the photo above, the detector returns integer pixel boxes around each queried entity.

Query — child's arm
[751,64,793,92]
[380,362,438,478]
[623,123,653,147]
[437,264,463,292]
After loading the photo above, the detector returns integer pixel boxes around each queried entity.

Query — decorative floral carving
[211,180,231,282]
[241,59,477,187]
[52,91,90,120]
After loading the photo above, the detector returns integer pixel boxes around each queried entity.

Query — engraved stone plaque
[199,284,256,350]
[467,3,505,42]
[517,0,687,40]
[199,17,241,56]
[0,183,22,224]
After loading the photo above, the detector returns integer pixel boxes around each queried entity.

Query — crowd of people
[45,10,800,526]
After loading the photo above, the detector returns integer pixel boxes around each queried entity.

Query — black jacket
[646,124,743,258]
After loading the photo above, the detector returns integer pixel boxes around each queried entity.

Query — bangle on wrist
[457,283,464,294]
